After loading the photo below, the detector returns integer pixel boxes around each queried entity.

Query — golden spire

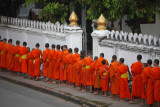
[97,14,107,30]
[69,11,78,27]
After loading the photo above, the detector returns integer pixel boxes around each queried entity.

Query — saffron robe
[76,59,84,86]
[31,49,41,77]
[109,61,121,95]
[117,65,130,98]
[0,42,5,68]
[150,67,160,102]
[72,53,80,83]
[27,52,34,77]
[83,57,93,86]
[47,50,55,79]
[63,50,69,81]
[53,50,60,80]
[131,62,143,98]
[5,43,13,70]
[141,66,153,104]
[42,49,50,77]
[12,45,21,72]
[90,61,97,86]
[99,65,110,91]
[58,51,64,81]
[19,46,28,73]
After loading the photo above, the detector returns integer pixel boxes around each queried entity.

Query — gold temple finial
[69,11,78,27]
[97,14,107,30]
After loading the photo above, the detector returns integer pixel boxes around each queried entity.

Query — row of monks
[0,38,160,107]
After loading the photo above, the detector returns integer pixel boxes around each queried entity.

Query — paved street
[0,79,80,107]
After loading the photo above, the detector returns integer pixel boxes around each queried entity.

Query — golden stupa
[69,11,78,26]
[97,14,107,30]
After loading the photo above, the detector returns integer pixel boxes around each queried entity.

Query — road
[0,79,80,107]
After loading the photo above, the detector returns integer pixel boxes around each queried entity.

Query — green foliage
[40,2,68,23]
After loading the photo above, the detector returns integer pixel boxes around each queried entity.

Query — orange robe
[72,54,80,83]
[59,51,64,81]
[31,49,41,77]
[141,66,153,104]
[117,65,130,98]
[90,61,97,86]
[150,67,160,102]
[109,61,121,94]
[63,50,69,81]
[19,46,28,73]
[53,50,60,80]
[65,54,74,83]
[94,58,108,88]
[47,50,55,79]
[99,65,110,91]
[5,44,13,70]
[131,62,143,98]
[83,57,93,86]
[0,42,6,68]
[42,49,50,77]
[12,45,21,72]
[0,42,5,68]
[27,52,34,77]
[76,59,83,86]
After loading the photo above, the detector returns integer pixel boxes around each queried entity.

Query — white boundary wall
[0,16,83,52]
[92,30,160,68]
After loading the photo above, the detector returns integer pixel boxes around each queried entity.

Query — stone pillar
[65,26,83,51]
[91,30,108,57]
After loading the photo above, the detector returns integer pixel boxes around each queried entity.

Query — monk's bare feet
[52,81,56,84]
[94,92,99,95]
[45,79,48,82]
[139,103,145,106]
[120,99,125,102]
[77,87,81,91]
[82,90,86,92]
[129,101,135,104]
[35,77,39,81]
[103,94,107,97]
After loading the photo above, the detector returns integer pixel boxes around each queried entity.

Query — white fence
[0,16,83,51]
[92,30,160,68]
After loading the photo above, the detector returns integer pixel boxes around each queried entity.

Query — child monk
[150,59,160,107]
[109,55,121,99]
[12,40,21,76]
[31,43,42,81]
[117,58,131,102]
[141,59,153,107]
[99,60,110,96]
[47,44,55,82]
[43,43,50,80]
[129,54,143,104]
[94,53,108,95]
[90,56,98,93]
[63,45,69,84]
[19,42,28,78]
[83,53,93,92]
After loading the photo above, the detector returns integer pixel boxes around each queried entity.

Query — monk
[117,58,131,102]
[72,48,80,87]
[19,42,28,78]
[141,59,153,107]
[94,53,108,95]
[150,59,160,107]
[5,39,13,73]
[27,48,34,79]
[0,38,7,71]
[76,55,84,90]
[62,45,69,84]
[83,53,93,92]
[129,54,143,104]
[31,43,42,80]
[90,56,98,93]
[52,45,61,84]
[65,48,73,86]
[12,40,21,75]
[43,43,50,80]
[59,46,64,83]
[47,44,55,82]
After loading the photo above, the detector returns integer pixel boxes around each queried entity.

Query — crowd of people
[0,38,160,107]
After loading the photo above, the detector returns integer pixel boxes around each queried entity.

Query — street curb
[0,75,97,107]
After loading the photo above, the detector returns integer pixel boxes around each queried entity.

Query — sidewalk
[0,72,144,107]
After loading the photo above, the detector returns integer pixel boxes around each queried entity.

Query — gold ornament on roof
[69,11,78,26]
[97,14,107,30]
